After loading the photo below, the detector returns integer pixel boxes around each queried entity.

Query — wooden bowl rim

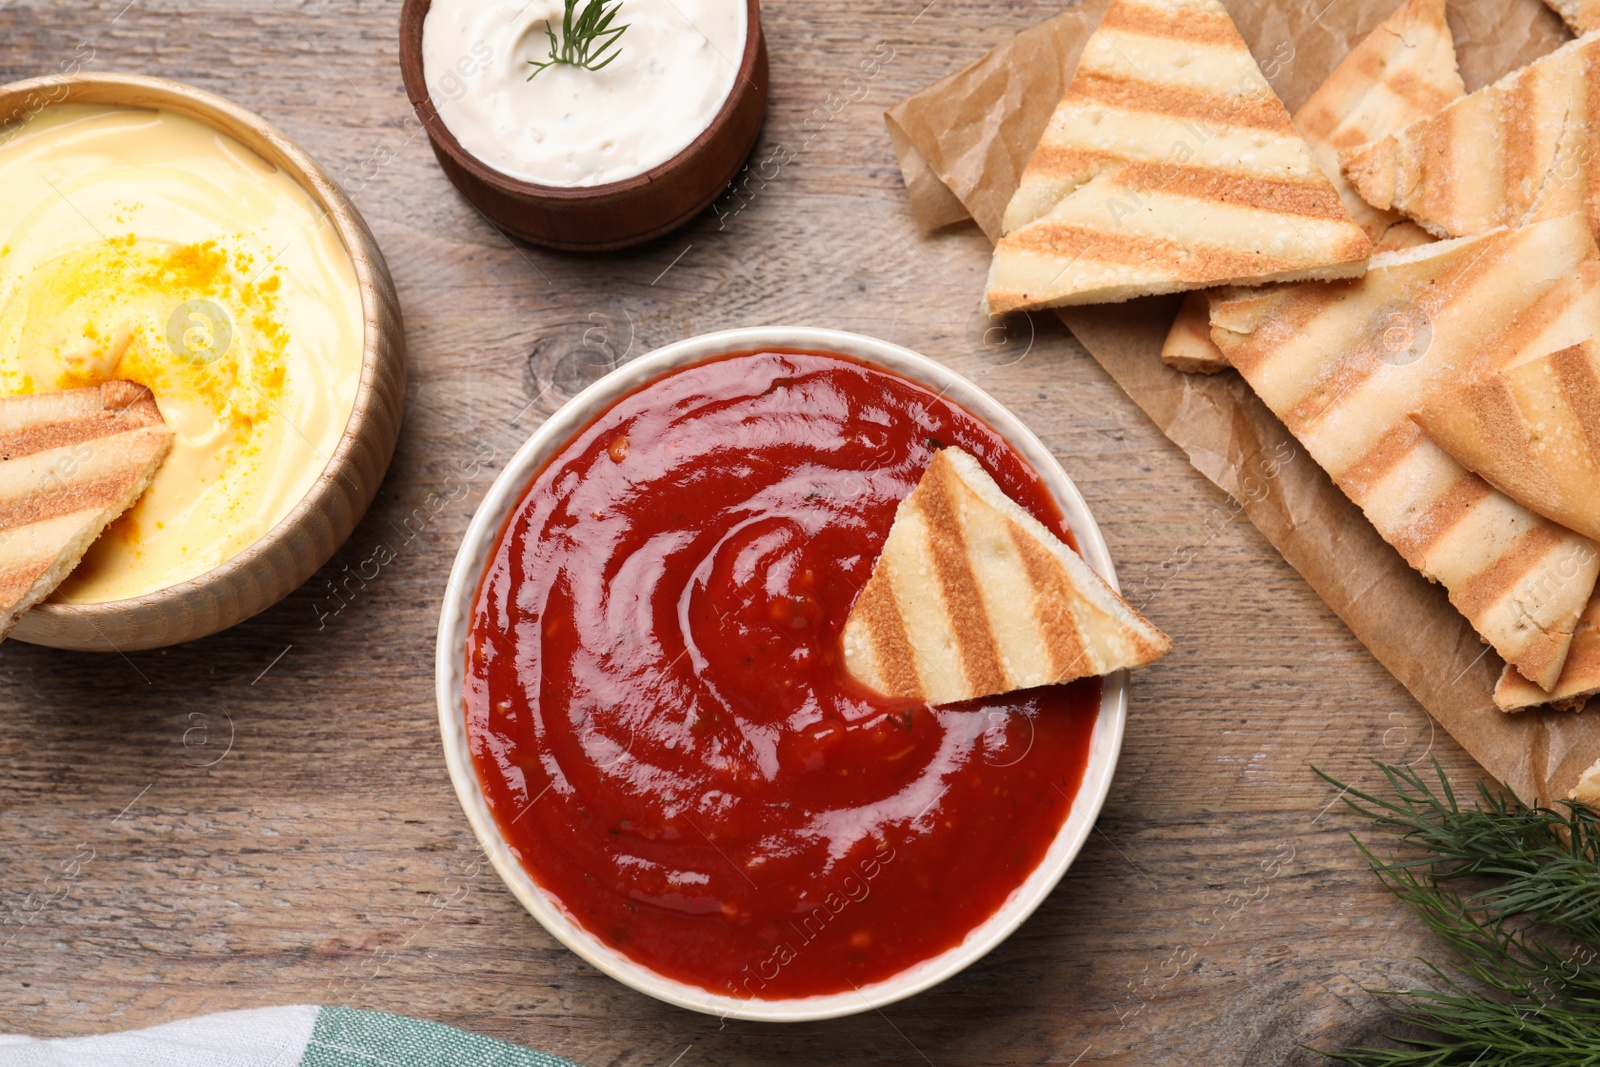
[0,72,395,621]
[397,0,764,203]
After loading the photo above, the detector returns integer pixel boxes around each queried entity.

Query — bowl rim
[0,72,392,623]
[434,327,1128,1022]
[397,0,764,201]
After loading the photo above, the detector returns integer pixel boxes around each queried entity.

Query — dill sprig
[1315,760,1600,1066]
[526,0,629,81]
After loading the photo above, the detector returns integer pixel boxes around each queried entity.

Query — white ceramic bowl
[436,327,1128,1022]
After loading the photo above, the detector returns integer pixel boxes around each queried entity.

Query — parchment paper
[885,0,1600,805]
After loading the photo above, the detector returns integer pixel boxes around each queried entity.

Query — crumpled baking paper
[886,0,1599,804]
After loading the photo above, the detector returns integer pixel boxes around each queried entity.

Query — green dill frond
[1312,760,1600,1066]
[526,0,629,81]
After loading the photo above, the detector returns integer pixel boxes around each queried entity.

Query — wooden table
[0,3,1492,1063]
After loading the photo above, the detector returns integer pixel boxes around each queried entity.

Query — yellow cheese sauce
[0,105,364,604]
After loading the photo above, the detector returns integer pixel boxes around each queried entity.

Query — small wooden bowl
[0,73,407,652]
[398,0,768,251]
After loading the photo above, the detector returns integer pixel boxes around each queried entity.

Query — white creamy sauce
[423,0,747,187]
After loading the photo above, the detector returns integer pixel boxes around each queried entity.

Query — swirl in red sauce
[465,350,1099,999]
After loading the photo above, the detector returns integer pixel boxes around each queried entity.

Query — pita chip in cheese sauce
[0,105,364,603]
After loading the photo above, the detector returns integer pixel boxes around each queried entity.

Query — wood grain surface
[0,2,1506,1064]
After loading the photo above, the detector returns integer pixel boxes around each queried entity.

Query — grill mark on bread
[1217,292,1336,376]
[1454,521,1582,624]
[1325,123,1389,152]
[0,561,45,607]
[1281,341,1390,435]
[0,414,153,465]
[1007,518,1093,681]
[1477,265,1600,371]
[95,379,164,419]
[1416,107,1455,222]
[1501,75,1540,222]
[1469,375,1550,491]
[0,471,140,532]
[1114,163,1352,219]
[1072,74,1287,131]
[1023,144,1121,183]
[1586,67,1600,230]
[919,460,1007,697]
[1008,224,1309,278]
[1554,343,1600,471]
[1388,474,1493,565]
[1098,1,1239,44]
[1385,67,1452,115]
[854,568,922,700]
[1338,421,1427,502]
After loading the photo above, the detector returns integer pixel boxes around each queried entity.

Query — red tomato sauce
[465,350,1100,1000]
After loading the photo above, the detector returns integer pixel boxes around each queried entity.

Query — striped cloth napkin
[0,1007,582,1067]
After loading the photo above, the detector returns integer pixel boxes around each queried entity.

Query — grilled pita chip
[1292,0,1464,233]
[1209,215,1600,691]
[1162,223,1439,375]
[1416,339,1600,544]
[1162,292,1229,374]
[1161,0,1461,374]
[841,448,1169,706]
[1573,755,1600,805]
[0,381,172,638]
[1343,33,1600,240]
[985,0,1371,313]
[1496,593,1600,710]
[1542,0,1600,36]
[1476,260,1600,373]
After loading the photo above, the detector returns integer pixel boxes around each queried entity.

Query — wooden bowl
[398,0,768,251]
[0,73,407,652]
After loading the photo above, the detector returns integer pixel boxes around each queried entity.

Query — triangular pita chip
[0,381,172,637]
[841,448,1169,706]
[1343,33,1600,240]
[1209,215,1600,691]
[985,0,1371,313]
[1161,0,1462,374]
[1415,339,1600,543]
[1162,291,1231,374]
[1291,0,1464,236]
[1572,754,1600,805]
[1496,593,1600,711]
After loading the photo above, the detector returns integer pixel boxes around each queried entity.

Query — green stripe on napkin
[302,1008,580,1067]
